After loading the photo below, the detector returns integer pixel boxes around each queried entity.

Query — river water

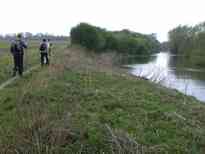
[128,52,205,102]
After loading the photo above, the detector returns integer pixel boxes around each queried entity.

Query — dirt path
[0,65,40,90]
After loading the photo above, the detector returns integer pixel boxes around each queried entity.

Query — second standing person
[39,39,49,66]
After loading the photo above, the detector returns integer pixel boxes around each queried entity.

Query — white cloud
[0,0,205,41]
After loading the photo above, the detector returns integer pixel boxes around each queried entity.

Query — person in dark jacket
[10,34,27,76]
[39,39,49,66]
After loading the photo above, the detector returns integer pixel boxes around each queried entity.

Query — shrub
[103,33,119,51]
[71,23,105,51]
[70,23,160,55]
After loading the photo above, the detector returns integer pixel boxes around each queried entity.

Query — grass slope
[0,46,205,153]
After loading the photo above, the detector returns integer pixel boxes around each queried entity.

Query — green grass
[0,41,10,49]
[0,46,205,153]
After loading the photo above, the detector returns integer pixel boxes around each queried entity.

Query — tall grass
[0,46,205,153]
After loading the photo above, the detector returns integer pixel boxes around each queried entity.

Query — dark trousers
[13,53,24,76]
[41,53,49,66]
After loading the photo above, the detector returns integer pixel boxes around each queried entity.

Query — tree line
[168,22,205,67]
[0,33,68,41]
[70,23,160,55]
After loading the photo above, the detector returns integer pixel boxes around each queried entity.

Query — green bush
[71,23,105,50]
[103,33,119,50]
[168,22,205,67]
[70,23,160,55]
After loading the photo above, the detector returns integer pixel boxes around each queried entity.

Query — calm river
[128,52,205,102]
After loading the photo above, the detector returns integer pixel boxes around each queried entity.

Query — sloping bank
[0,46,205,153]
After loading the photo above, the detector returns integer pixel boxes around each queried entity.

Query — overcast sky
[0,0,205,42]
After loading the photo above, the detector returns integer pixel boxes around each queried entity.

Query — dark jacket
[39,42,48,53]
[10,40,27,55]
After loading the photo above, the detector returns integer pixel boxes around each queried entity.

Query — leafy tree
[168,21,205,67]
[70,23,160,55]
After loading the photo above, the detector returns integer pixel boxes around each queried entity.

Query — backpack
[40,43,47,51]
[14,41,22,53]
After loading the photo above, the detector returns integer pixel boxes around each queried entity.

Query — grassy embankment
[0,45,205,153]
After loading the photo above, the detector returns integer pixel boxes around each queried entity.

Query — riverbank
[0,46,205,153]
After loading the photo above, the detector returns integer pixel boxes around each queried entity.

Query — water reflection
[129,52,205,102]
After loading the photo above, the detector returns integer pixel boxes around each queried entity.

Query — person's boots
[47,59,50,65]
[12,71,16,77]
[19,68,23,77]
[19,73,23,77]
